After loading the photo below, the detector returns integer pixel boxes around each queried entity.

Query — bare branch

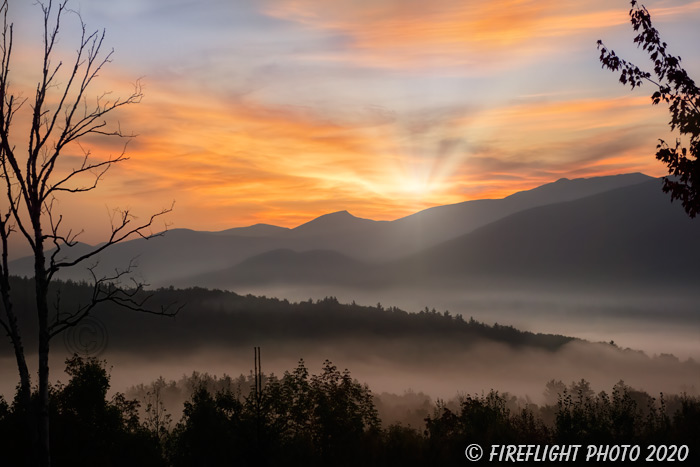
[48,202,174,279]
[0,208,13,336]
[1,3,171,464]
[1,155,34,250]
[49,260,180,338]
[41,141,128,202]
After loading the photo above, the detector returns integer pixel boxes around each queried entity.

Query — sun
[400,177,433,196]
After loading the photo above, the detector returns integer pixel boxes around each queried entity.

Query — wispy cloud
[6,0,699,236]
[261,0,700,73]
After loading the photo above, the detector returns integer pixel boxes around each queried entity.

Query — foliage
[0,1,172,464]
[0,355,163,467]
[424,391,550,465]
[48,356,165,467]
[168,359,380,467]
[0,356,699,466]
[598,0,700,217]
[0,277,577,357]
[167,385,245,467]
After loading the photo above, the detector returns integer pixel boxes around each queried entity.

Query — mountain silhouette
[290,210,381,237]
[194,248,368,286]
[211,223,290,238]
[180,176,700,296]
[386,178,700,290]
[8,172,662,289]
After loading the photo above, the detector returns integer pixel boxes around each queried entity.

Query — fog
[232,282,700,359]
[2,280,698,426]
[5,176,699,414]
[2,326,697,409]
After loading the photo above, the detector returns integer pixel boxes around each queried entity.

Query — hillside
[8,173,653,287]
[2,278,698,401]
[387,178,700,289]
[181,177,700,293]
[1,277,574,356]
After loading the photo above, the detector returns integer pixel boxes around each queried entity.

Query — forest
[1,353,699,466]
[1,279,699,465]
[0,276,579,356]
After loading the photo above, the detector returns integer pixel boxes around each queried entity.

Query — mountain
[185,177,700,294]
[386,178,700,290]
[211,223,290,237]
[8,172,656,287]
[290,211,380,237]
[194,248,369,286]
[288,172,653,261]
[387,172,653,254]
[10,228,286,285]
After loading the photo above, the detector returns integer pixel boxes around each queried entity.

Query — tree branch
[49,260,181,339]
[48,203,174,279]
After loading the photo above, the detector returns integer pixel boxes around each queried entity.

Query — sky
[7,0,700,241]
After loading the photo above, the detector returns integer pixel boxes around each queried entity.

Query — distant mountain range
[13,172,699,293]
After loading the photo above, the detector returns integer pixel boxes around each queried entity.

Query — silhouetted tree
[309,360,380,464]
[0,1,172,465]
[167,359,380,467]
[424,390,548,465]
[122,364,700,465]
[598,0,700,217]
[168,386,244,467]
[49,356,165,467]
[142,376,173,448]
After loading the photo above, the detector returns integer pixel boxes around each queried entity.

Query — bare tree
[0,1,174,465]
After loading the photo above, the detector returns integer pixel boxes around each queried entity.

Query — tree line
[1,276,577,357]
[1,355,698,466]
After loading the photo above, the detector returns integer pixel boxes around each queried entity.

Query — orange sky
[5,0,700,246]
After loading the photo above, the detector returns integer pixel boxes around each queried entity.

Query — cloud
[260,0,698,73]
[440,95,672,197]
[7,0,698,238]
[53,82,674,235]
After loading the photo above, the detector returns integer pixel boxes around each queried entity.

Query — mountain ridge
[9,172,658,288]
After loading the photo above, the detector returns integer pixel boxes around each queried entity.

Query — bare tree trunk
[38,325,50,467]
[0,220,34,463]
[0,233,31,401]
[34,225,51,467]
[0,3,172,465]
[0,292,33,455]
[5,313,31,405]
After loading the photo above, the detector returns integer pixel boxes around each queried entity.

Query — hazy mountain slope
[299,173,653,261]
[211,223,290,237]
[185,177,688,292]
[9,173,654,286]
[189,248,369,287]
[10,229,285,285]
[383,173,653,256]
[4,278,697,402]
[387,178,700,289]
[0,277,576,356]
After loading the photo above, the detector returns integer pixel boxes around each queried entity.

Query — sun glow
[401,178,433,196]
[6,0,696,237]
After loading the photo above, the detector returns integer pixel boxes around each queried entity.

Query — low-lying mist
[236,282,700,360]
[2,331,696,412]
[1,278,697,411]
[108,338,700,400]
